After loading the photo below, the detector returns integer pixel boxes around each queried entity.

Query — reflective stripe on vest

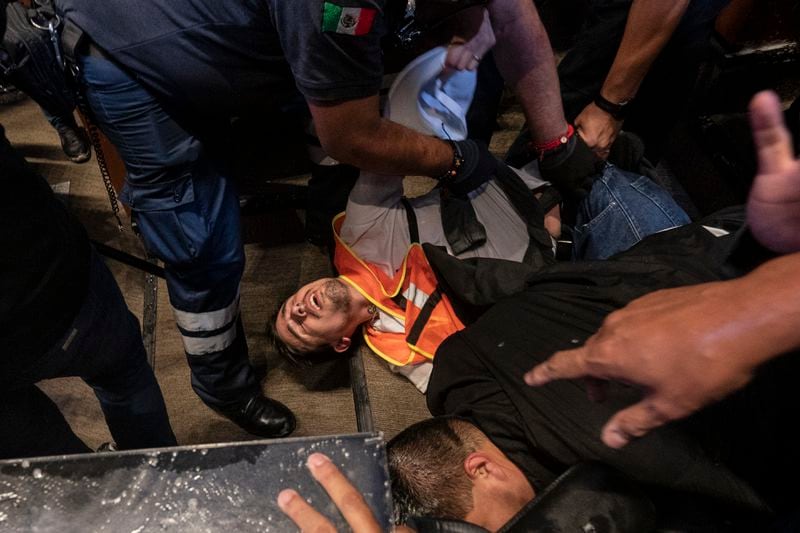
[333,213,465,366]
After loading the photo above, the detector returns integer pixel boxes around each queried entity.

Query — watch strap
[594,93,630,120]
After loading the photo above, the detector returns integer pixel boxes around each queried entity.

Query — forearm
[724,252,800,369]
[309,96,452,178]
[488,0,566,142]
[600,0,690,102]
[338,119,452,177]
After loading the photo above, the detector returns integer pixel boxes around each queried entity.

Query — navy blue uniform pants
[78,54,259,411]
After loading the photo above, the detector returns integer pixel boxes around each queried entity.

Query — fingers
[277,489,335,532]
[575,103,621,158]
[601,399,676,448]
[524,347,591,386]
[445,45,481,71]
[307,453,382,533]
[749,90,795,175]
[595,149,611,160]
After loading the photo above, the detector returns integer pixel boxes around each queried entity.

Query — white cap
[386,46,477,141]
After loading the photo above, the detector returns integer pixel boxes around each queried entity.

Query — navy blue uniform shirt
[55,0,386,117]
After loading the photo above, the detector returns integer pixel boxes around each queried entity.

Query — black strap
[405,289,442,346]
[401,197,420,243]
[59,18,86,74]
[391,292,408,310]
[492,164,557,268]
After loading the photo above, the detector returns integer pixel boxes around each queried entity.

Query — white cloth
[386,46,476,140]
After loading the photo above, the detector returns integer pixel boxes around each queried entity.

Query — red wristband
[531,124,575,156]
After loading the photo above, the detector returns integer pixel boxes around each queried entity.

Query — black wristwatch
[594,93,631,121]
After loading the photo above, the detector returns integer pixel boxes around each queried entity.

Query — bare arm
[311,0,568,173]
[576,0,691,155]
[526,253,800,448]
[487,0,567,143]
[308,95,452,178]
[525,91,800,448]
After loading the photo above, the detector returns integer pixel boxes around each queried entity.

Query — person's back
[55,0,385,121]
[56,0,294,119]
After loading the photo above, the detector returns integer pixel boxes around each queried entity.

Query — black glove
[437,140,497,254]
[538,133,603,202]
[440,139,497,196]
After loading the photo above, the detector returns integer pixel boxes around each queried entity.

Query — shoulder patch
[322,2,376,35]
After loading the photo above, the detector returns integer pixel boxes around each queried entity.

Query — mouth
[304,288,322,315]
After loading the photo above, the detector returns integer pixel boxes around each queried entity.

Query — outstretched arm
[311,0,569,177]
[309,95,453,178]
[487,0,568,143]
[525,90,800,448]
[575,0,690,156]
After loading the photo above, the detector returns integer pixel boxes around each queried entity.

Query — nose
[291,301,306,320]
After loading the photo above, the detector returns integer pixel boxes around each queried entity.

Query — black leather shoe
[55,122,91,164]
[219,394,296,438]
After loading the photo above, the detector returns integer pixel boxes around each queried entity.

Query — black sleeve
[269,0,385,102]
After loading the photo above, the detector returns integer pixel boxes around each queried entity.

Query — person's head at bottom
[388,416,535,530]
[268,277,374,365]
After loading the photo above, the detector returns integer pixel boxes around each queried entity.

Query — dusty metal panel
[0,433,391,532]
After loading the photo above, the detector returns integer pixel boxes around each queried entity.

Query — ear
[333,336,352,353]
[465,450,510,483]
[464,451,490,481]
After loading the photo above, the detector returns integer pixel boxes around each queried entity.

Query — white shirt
[339,162,547,392]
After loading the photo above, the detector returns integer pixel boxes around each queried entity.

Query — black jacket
[426,210,797,519]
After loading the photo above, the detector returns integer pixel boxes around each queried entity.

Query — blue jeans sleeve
[572,164,691,260]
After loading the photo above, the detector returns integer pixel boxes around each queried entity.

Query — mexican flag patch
[322,2,376,35]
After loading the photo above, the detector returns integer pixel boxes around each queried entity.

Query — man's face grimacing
[274,277,365,355]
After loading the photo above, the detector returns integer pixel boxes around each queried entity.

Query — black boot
[55,121,91,164]
[0,83,27,105]
[218,393,296,439]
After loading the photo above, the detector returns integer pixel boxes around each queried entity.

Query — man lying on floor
[269,47,690,391]
[274,92,800,532]
[386,203,799,530]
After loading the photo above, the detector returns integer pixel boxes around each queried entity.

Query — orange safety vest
[332,213,465,367]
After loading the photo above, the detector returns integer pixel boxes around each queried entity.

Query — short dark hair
[387,416,487,524]
[265,308,347,367]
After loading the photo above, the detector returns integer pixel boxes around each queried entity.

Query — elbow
[320,136,356,165]
[318,128,372,167]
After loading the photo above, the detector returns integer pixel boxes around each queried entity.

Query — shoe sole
[68,151,92,164]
